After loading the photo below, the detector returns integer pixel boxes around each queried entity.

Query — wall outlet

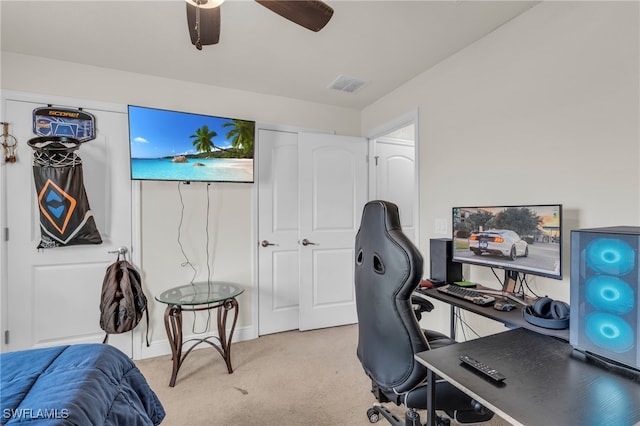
[435,218,448,235]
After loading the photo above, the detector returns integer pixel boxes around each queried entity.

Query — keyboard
[436,284,496,306]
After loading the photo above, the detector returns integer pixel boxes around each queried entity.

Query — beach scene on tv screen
[129,106,254,182]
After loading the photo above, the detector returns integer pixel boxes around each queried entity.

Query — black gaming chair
[354,200,493,426]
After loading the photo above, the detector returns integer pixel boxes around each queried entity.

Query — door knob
[301,238,317,246]
[261,240,276,247]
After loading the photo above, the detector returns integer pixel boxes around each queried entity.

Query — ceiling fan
[185,0,334,50]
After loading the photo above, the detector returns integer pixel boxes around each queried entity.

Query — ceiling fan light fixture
[185,0,224,9]
[184,0,332,49]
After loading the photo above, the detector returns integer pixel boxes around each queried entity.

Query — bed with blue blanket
[1,344,165,425]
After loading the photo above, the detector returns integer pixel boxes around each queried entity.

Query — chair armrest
[411,295,434,320]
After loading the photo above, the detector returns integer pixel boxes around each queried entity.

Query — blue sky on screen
[128,106,241,159]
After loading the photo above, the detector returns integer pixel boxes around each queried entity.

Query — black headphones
[523,296,570,330]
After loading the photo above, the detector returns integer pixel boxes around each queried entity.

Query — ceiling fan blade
[255,0,334,32]
[186,2,221,49]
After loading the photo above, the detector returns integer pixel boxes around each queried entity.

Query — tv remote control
[459,355,506,382]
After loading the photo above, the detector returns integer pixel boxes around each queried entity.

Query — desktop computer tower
[570,226,640,371]
[430,238,462,283]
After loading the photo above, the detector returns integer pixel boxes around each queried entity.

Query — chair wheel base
[366,405,403,426]
[435,416,451,426]
[404,409,421,426]
[366,404,453,426]
[367,407,380,423]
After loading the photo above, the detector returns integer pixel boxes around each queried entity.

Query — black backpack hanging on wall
[99,255,149,345]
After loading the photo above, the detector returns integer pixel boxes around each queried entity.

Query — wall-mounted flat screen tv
[128,105,255,183]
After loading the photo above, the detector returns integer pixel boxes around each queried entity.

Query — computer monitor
[452,204,563,291]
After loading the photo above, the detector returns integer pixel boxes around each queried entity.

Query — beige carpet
[135,325,510,426]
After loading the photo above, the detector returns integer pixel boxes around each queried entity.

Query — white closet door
[297,132,367,331]
[3,94,133,355]
[257,129,300,335]
[257,129,367,333]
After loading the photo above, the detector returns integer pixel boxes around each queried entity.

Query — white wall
[1,52,361,354]
[362,1,640,338]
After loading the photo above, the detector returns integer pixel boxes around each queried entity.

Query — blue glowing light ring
[585,275,635,315]
[585,312,635,354]
[585,238,635,276]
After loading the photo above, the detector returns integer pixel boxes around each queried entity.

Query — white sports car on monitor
[468,229,529,260]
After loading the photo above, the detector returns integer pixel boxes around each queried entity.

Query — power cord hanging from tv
[177,182,198,284]
[177,181,214,334]
[199,183,214,334]
[205,183,213,288]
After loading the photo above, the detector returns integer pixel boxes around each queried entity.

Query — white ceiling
[1,0,539,110]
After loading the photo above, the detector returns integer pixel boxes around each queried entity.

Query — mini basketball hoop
[28,136,82,167]
[28,108,101,249]
[32,107,96,142]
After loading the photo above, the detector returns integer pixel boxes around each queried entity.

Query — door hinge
[4,330,9,345]
[374,156,379,166]
[3,227,7,242]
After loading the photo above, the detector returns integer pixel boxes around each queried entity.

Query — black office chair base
[366,404,451,426]
[369,380,491,425]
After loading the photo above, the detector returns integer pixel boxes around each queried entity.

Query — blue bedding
[1,344,165,425]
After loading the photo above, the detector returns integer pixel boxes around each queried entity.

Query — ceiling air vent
[327,75,367,94]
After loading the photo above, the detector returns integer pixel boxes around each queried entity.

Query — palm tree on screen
[222,120,255,157]
[190,125,217,153]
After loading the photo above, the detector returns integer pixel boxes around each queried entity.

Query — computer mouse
[420,279,433,289]
[493,301,516,312]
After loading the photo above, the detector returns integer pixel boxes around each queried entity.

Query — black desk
[415,287,569,341]
[415,328,640,426]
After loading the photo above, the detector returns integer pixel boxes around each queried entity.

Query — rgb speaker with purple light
[571,226,640,371]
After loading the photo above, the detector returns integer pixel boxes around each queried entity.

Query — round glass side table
[155,281,244,387]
